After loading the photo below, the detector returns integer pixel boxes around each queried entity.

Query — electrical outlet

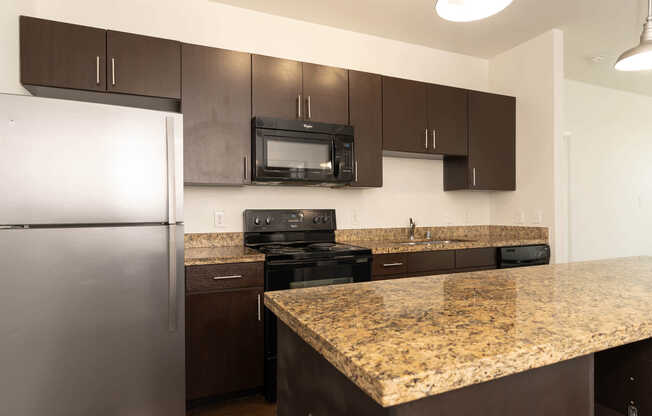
[534,211,543,225]
[516,211,525,225]
[214,211,225,228]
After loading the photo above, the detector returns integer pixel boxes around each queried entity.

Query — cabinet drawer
[408,250,455,274]
[372,253,408,276]
[186,262,263,293]
[455,248,497,269]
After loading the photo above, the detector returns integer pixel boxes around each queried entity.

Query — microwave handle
[331,138,338,176]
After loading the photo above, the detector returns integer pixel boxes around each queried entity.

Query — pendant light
[615,0,652,71]
[435,0,514,22]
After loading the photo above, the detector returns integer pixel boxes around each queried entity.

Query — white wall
[0,0,494,233]
[563,80,652,261]
[488,30,564,262]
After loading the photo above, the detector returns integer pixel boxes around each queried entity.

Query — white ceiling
[214,0,652,96]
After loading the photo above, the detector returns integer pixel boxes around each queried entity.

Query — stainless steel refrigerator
[0,93,185,416]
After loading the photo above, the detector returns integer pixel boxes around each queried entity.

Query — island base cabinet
[595,338,652,416]
[277,321,594,416]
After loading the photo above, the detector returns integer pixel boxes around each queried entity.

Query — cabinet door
[182,44,251,185]
[186,288,264,400]
[301,63,349,124]
[252,55,302,120]
[428,84,468,156]
[382,76,428,153]
[106,31,180,99]
[468,91,516,190]
[20,16,106,91]
[349,71,382,187]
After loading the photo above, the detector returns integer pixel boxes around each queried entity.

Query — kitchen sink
[395,239,472,246]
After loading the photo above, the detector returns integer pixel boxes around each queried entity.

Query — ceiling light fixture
[435,0,514,22]
[615,0,652,71]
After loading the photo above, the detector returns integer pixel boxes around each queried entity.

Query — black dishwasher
[498,245,550,268]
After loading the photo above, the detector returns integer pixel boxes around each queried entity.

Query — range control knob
[265,217,272,225]
[313,216,321,224]
[322,216,329,223]
[254,217,261,225]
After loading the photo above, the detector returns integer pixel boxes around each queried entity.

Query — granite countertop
[348,237,548,254]
[265,257,652,407]
[184,246,264,266]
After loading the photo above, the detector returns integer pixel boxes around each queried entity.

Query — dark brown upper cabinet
[427,84,468,156]
[349,71,382,187]
[382,76,428,154]
[252,55,301,120]
[252,55,348,123]
[383,76,469,156]
[302,62,348,124]
[20,16,107,92]
[181,44,251,185]
[106,31,180,99]
[444,91,516,191]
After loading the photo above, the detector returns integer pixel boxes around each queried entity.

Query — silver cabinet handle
[212,275,243,280]
[432,129,437,150]
[355,160,359,182]
[96,56,100,85]
[425,129,428,149]
[111,58,116,86]
[243,156,248,181]
[257,294,262,321]
[473,168,477,187]
[307,96,312,119]
[383,262,404,267]
[297,94,302,118]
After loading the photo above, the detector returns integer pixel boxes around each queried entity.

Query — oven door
[254,128,337,182]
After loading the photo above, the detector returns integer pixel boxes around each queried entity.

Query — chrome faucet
[409,218,416,241]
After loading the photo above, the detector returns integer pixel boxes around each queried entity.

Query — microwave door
[257,131,334,181]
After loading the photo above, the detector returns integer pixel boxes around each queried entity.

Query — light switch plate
[214,211,225,228]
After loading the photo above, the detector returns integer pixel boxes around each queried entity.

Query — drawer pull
[212,275,243,280]
[383,263,404,267]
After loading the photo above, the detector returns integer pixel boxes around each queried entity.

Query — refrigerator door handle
[165,116,177,225]
[168,224,178,332]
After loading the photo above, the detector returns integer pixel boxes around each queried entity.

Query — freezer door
[0,94,183,225]
[0,225,185,416]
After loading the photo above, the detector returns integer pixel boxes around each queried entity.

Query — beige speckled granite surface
[351,237,548,254]
[338,225,548,254]
[184,246,264,266]
[184,232,263,265]
[265,257,652,407]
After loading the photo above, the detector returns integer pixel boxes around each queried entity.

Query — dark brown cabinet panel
[252,55,301,120]
[106,31,180,99]
[444,91,515,191]
[182,44,251,185]
[455,247,497,269]
[467,91,515,190]
[427,85,468,156]
[349,71,382,187]
[186,262,263,293]
[20,16,107,92]
[372,253,408,278]
[382,76,428,154]
[408,250,455,274]
[301,63,348,124]
[186,287,264,400]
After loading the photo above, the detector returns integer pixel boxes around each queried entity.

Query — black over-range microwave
[251,117,355,185]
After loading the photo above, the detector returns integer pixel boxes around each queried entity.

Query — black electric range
[243,209,372,402]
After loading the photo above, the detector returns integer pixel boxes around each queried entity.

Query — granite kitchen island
[264,257,652,416]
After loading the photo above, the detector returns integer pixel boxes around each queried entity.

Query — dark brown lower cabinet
[372,248,497,280]
[186,263,264,401]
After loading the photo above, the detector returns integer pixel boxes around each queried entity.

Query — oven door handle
[266,255,368,267]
